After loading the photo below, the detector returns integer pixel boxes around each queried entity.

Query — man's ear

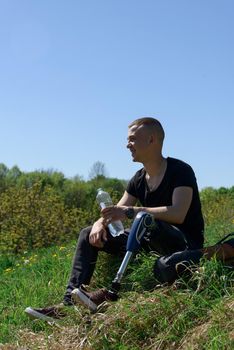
[148,134,154,144]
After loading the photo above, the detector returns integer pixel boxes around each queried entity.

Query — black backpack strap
[216,232,234,245]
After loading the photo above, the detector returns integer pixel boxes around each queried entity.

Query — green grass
[0,244,74,342]
[0,226,234,349]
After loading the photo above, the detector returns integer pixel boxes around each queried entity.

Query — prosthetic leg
[71,211,156,311]
[109,211,155,296]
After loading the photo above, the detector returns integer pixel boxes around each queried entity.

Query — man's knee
[153,249,203,284]
[78,226,92,241]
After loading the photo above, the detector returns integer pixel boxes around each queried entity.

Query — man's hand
[89,218,108,248]
[101,205,127,222]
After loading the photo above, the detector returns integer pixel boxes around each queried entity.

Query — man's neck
[144,156,166,178]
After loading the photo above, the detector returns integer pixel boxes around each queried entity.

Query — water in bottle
[96,188,124,237]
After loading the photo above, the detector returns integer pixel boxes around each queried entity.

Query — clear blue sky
[0,0,233,190]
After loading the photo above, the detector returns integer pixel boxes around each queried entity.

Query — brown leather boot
[203,241,234,262]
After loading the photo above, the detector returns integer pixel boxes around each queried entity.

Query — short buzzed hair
[128,117,165,144]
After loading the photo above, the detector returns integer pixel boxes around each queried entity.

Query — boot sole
[71,288,97,312]
[25,307,58,322]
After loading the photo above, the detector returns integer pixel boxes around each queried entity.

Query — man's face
[126,124,151,162]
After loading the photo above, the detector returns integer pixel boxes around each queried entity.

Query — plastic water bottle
[96,188,124,237]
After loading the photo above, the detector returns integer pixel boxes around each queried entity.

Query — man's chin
[130,153,138,162]
[132,157,138,163]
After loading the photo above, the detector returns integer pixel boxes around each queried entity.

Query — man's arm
[100,191,137,222]
[117,191,137,206]
[101,187,193,225]
[135,186,193,224]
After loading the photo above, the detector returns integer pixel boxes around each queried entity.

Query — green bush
[0,163,233,255]
[0,182,93,254]
[200,187,234,244]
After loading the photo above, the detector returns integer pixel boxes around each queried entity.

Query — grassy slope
[0,235,234,349]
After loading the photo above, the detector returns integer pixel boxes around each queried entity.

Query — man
[25,117,204,321]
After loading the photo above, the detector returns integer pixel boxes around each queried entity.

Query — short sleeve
[126,175,138,197]
[172,162,197,189]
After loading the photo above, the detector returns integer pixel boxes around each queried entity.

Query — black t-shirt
[126,157,204,247]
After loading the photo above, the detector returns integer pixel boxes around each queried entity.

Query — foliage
[0,174,233,349]
[0,182,92,254]
[200,186,234,244]
[0,163,233,254]
[0,163,126,254]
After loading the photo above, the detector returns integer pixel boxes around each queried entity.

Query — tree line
[0,163,127,254]
[0,163,233,254]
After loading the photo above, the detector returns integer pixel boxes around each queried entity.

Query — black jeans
[63,220,192,305]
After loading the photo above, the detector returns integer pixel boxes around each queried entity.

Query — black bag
[154,232,234,284]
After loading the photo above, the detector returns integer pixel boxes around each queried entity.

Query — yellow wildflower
[4,268,12,273]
